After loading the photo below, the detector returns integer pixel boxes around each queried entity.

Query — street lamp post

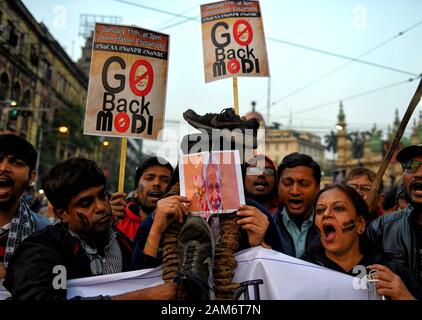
[34,126,44,191]
[33,125,69,190]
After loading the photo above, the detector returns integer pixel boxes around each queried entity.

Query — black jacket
[366,207,420,281]
[4,223,133,300]
[304,244,387,275]
[273,205,321,258]
[303,244,422,299]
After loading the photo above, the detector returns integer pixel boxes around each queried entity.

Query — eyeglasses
[348,183,372,193]
[246,167,275,176]
[402,159,422,173]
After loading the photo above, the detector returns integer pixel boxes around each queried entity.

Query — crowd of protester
[1,131,421,300]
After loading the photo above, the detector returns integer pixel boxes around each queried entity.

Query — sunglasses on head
[246,167,275,176]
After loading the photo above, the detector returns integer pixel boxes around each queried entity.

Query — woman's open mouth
[322,223,336,243]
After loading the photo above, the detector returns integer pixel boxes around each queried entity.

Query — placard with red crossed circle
[84,23,169,140]
[201,0,270,83]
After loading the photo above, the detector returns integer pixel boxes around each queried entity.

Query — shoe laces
[199,112,220,123]
[216,108,240,121]
[181,243,199,273]
[195,108,240,123]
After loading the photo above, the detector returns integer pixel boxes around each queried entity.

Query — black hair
[382,185,398,211]
[307,184,378,258]
[168,164,179,191]
[41,157,106,210]
[277,152,321,185]
[134,156,173,189]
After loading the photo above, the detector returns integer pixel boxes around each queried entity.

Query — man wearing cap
[0,134,50,285]
[367,144,422,289]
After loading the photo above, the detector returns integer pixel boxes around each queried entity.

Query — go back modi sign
[201,0,270,83]
[84,23,169,140]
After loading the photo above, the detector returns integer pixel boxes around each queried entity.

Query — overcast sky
[23,0,422,156]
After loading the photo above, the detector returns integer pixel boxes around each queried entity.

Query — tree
[324,130,337,155]
[323,131,338,175]
[346,130,370,159]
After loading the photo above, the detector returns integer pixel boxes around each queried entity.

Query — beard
[138,198,156,215]
[0,178,31,211]
[0,194,19,211]
[404,183,422,212]
[208,193,222,211]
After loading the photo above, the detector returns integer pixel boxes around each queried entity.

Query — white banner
[0,280,10,300]
[67,247,375,300]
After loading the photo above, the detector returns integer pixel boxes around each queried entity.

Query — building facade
[265,129,325,165]
[0,0,87,142]
[0,0,118,190]
[334,102,418,188]
[243,108,325,166]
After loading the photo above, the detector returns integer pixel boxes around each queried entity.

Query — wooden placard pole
[118,137,127,193]
[233,76,239,114]
[367,77,422,211]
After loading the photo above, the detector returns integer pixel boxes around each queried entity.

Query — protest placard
[84,23,169,140]
[201,0,269,83]
[179,150,245,221]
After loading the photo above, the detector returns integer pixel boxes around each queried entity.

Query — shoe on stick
[183,108,259,132]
